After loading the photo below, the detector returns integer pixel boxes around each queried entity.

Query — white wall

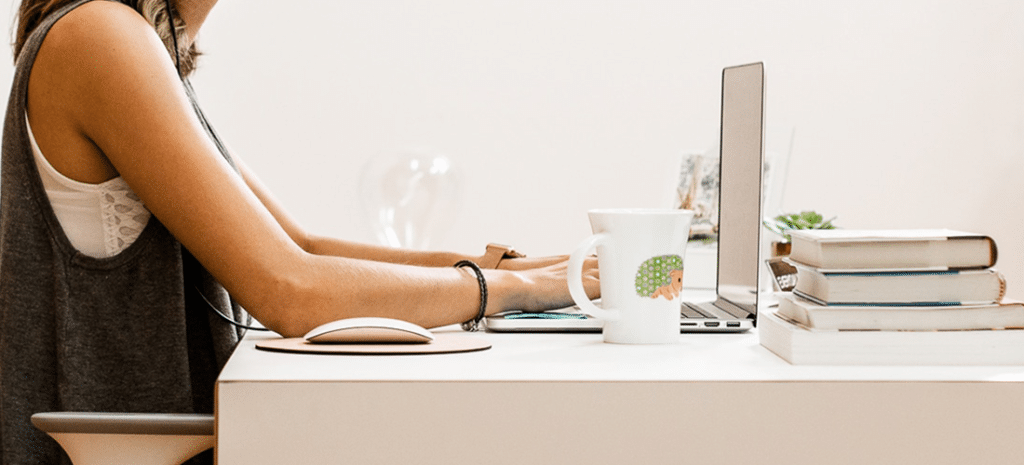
[3,1,1023,292]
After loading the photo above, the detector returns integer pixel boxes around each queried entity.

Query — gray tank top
[1,1,245,463]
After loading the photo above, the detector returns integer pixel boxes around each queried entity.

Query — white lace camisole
[26,115,151,258]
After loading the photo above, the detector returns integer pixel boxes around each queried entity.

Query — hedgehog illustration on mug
[635,255,684,301]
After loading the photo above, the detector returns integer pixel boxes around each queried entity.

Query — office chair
[31,412,214,465]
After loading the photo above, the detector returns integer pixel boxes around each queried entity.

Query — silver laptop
[486,62,765,333]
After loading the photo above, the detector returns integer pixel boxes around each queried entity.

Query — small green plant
[764,211,836,242]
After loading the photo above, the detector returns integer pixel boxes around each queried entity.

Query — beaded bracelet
[455,260,488,332]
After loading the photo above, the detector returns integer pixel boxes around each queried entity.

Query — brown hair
[12,0,200,76]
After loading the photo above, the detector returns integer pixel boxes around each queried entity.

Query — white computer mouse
[304,317,434,344]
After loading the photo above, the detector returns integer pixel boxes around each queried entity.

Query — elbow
[259,309,307,339]
[239,257,317,338]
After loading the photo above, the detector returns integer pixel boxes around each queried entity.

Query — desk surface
[219,325,1024,385]
[216,305,1024,465]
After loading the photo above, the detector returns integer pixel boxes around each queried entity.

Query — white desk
[216,321,1024,465]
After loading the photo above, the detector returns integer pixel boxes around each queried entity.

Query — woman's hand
[489,256,600,313]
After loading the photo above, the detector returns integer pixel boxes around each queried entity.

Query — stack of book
[759,229,1024,365]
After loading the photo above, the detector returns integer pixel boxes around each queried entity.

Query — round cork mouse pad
[255,333,492,355]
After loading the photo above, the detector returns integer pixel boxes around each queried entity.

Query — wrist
[454,261,528,330]
[479,269,528,315]
[455,260,488,331]
[478,243,525,269]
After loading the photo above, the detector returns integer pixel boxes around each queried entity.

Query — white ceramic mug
[567,209,694,344]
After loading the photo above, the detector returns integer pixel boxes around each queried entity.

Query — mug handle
[567,233,620,322]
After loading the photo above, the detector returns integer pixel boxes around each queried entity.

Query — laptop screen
[715,63,764,313]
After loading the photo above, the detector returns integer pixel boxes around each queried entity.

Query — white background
[2,1,1022,292]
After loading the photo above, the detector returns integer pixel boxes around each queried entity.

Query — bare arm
[235,157,471,267]
[236,151,573,270]
[30,3,597,337]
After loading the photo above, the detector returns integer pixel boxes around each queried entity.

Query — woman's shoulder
[31,0,177,109]
[27,0,183,185]
[39,1,162,65]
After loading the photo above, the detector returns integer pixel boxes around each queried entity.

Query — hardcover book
[759,310,1024,365]
[776,293,1024,331]
[791,266,1006,306]
[788,229,997,272]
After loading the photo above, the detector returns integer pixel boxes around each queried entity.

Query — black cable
[194,285,271,331]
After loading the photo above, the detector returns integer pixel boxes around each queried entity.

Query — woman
[2,0,599,462]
